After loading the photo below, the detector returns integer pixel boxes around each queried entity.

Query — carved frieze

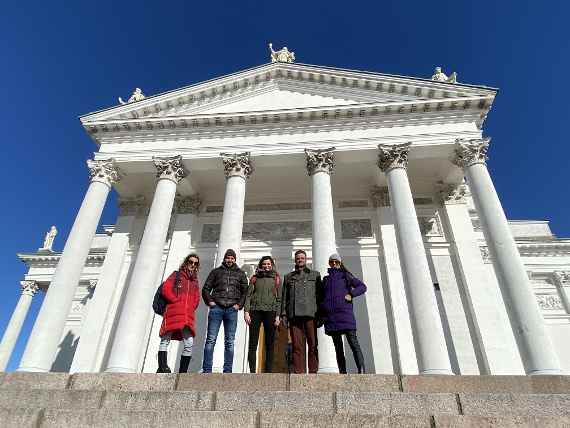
[153,155,187,183]
[377,143,411,172]
[480,246,491,262]
[369,186,390,207]
[536,294,564,311]
[338,200,369,208]
[305,148,335,176]
[118,195,146,216]
[175,194,202,214]
[87,158,122,187]
[437,182,467,205]
[452,138,490,168]
[341,219,373,239]
[418,216,441,236]
[201,221,312,242]
[221,152,254,179]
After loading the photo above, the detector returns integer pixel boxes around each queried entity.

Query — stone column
[216,152,253,263]
[377,143,452,375]
[106,156,187,373]
[453,138,561,375]
[0,281,41,371]
[70,197,144,373]
[305,147,338,373]
[18,159,121,372]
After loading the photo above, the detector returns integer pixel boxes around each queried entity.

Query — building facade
[2,54,570,375]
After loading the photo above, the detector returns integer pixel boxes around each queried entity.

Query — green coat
[281,267,322,319]
[244,271,281,313]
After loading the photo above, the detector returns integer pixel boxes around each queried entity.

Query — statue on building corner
[119,87,146,105]
[39,225,58,252]
[268,43,295,63]
[431,67,458,83]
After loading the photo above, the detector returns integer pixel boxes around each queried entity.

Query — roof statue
[431,67,458,83]
[268,43,295,63]
[118,87,146,105]
[39,225,57,252]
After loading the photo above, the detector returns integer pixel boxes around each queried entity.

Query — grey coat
[281,267,322,319]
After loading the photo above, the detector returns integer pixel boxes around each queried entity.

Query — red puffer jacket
[159,269,200,339]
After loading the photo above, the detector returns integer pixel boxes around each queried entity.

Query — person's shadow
[50,331,79,372]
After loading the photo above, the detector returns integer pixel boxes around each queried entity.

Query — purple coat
[320,268,367,335]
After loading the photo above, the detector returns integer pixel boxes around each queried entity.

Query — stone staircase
[1,372,569,427]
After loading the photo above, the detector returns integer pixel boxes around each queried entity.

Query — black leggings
[248,310,276,373]
[331,330,365,374]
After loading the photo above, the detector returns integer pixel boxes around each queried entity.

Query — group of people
[155,248,367,374]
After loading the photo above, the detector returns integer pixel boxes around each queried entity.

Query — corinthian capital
[20,280,39,297]
[369,186,390,207]
[452,138,490,168]
[436,182,467,205]
[377,143,411,172]
[153,155,187,183]
[221,152,254,179]
[87,158,122,187]
[553,271,570,286]
[175,194,202,214]
[304,147,335,176]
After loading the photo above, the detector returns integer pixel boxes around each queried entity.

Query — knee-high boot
[179,355,191,373]
[157,351,171,373]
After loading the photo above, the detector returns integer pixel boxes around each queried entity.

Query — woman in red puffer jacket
[157,253,201,373]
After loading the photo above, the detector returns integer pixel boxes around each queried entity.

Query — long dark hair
[175,253,200,294]
[251,255,280,296]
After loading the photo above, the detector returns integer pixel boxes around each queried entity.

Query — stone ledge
[259,412,431,427]
[216,391,334,412]
[0,372,70,390]
[434,415,570,427]
[0,389,104,409]
[459,393,570,417]
[336,392,459,415]
[176,373,287,391]
[402,375,570,394]
[101,390,214,411]
[0,407,41,427]
[39,409,258,428]
[69,373,176,391]
[289,374,400,392]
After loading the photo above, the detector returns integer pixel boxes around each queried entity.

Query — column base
[105,366,137,374]
[317,366,340,374]
[16,366,49,373]
[419,368,454,375]
[527,369,563,376]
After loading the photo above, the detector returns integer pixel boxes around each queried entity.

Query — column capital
[118,195,147,216]
[377,143,411,172]
[436,182,467,205]
[452,137,491,168]
[174,194,202,214]
[87,158,122,187]
[304,147,335,176]
[87,280,98,291]
[221,152,254,179]
[20,281,39,297]
[553,271,570,287]
[369,185,390,207]
[153,155,188,183]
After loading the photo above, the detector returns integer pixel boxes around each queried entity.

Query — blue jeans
[202,304,238,373]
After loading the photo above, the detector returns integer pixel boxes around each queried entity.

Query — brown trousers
[289,316,318,373]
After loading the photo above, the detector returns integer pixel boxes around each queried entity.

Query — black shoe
[179,355,191,373]
[156,351,171,373]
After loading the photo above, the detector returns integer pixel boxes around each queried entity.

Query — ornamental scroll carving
[20,281,39,297]
[221,152,254,179]
[153,155,187,183]
[369,186,390,207]
[175,194,202,214]
[87,158,122,187]
[437,182,467,205]
[536,294,564,311]
[377,143,411,172]
[304,147,335,176]
[452,138,490,168]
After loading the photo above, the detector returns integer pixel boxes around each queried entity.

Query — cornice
[17,249,106,267]
[480,240,570,260]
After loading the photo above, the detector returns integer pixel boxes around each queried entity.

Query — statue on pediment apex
[40,225,57,252]
[431,67,458,83]
[269,43,295,63]
[119,87,146,105]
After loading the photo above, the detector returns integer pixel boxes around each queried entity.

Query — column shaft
[18,160,118,372]
[217,175,246,262]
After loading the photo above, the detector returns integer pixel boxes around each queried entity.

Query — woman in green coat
[244,256,281,373]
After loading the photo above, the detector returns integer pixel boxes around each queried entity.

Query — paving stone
[336,392,459,415]
[459,393,570,417]
[39,410,257,428]
[434,415,570,427]
[101,390,214,410]
[176,373,287,391]
[402,375,570,394]
[260,412,431,427]
[216,391,334,412]
[69,373,176,391]
[290,374,400,392]
[0,372,70,390]
[0,407,41,427]
[0,389,103,409]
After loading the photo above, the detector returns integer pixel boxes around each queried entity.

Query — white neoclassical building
[2,48,570,375]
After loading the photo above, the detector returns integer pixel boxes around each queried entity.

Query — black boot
[179,355,191,373]
[156,351,171,373]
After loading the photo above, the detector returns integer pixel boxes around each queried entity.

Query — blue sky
[1,1,568,371]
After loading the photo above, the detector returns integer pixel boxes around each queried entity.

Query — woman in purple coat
[320,253,367,373]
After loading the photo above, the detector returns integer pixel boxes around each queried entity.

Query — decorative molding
[221,152,254,179]
[480,246,491,263]
[418,216,441,236]
[87,158,122,187]
[206,202,311,213]
[20,280,39,297]
[201,224,221,242]
[536,294,564,311]
[471,218,482,231]
[153,155,187,183]
[304,147,335,176]
[377,142,411,172]
[118,195,146,216]
[338,200,369,208]
[201,221,312,242]
[553,271,570,286]
[369,186,390,207]
[437,182,467,205]
[452,138,490,168]
[341,219,373,239]
[175,194,202,214]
